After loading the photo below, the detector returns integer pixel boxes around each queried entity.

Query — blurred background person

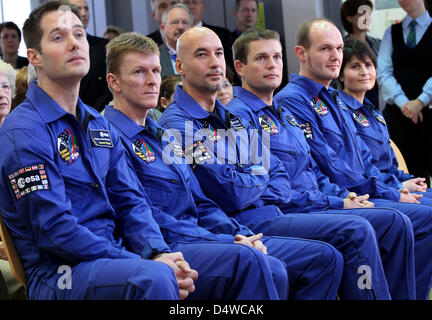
[147,0,179,45]
[69,0,112,112]
[152,74,181,121]
[340,0,381,109]
[0,59,15,126]
[103,25,124,40]
[0,22,28,70]
[217,77,233,106]
[231,0,259,41]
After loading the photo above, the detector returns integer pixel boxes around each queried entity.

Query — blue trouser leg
[324,207,416,300]
[262,236,343,300]
[241,213,391,300]
[420,190,432,198]
[33,258,180,300]
[372,199,432,300]
[172,242,286,300]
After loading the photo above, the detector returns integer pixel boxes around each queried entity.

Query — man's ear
[160,23,166,35]
[234,59,245,79]
[106,73,120,93]
[294,45,306,63]
[27,48,42,69]
[175,57,183,76]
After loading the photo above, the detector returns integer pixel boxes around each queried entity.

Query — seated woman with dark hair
[337,40,432,197]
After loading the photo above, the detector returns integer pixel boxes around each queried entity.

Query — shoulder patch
[353,112,370,127]
[9,164,50,200]
[259,114,279,135]
[311,97,328,116]
[299,122,314,140]
[132,139,156,164]
[185,140,213,165]
[57,129,80,165]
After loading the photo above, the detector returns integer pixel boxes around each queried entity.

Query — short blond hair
[106,32,160,76]
[0,60,17,99]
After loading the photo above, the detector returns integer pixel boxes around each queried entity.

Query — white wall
[282,0,324,76]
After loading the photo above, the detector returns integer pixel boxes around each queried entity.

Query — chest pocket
[135,164,184,213]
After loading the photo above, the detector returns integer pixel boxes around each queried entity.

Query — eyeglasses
[168,19,191,26]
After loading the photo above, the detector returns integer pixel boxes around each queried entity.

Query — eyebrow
[48,24,85,36]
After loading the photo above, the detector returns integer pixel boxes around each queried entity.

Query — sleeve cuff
[328,196,344,209]
[417,93,430,107]
[395,96,409,109]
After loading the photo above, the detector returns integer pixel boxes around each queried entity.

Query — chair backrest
[0,212,26,288]
[390,139,409,174]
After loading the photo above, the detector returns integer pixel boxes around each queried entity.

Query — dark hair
[0,21,22,42]
[235,0,259,11]
[338,39,376,88]
[23,0,82,53]
[340,0,373,34]
[296,17,335,49]
[157,74,181,112]
[233,28,280,64]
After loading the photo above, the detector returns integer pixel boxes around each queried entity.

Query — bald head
[175,27,226,97]
[177,27,221,59]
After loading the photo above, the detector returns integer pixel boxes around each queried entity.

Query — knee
[126,261,179,300]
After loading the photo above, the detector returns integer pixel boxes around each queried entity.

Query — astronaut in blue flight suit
[274,18,432,299]
[334,40,432,198]
[158,26,399,300]
[226,28,416,299]
[103,32,344,300]
[338,91,432,198]
[0,2,284,300]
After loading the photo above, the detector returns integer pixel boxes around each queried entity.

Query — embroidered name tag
[89,129,114,148]
[230,116,246,130]
[9,164,50,200]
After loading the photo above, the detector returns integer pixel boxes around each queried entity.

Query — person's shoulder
[87,33,109,47]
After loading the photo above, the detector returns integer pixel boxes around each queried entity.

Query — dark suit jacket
[159,43,176,78]
[147,29,164,46]
[80,34,112,112]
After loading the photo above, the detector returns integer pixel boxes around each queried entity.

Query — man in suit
[181,0,235,79]
[69,0,112,112]
[147,0,179,46]
[377,0,432,185]
[159,4,192,78]
[231,0,259,41]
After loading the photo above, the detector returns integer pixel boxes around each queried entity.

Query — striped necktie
[406,20,417,48]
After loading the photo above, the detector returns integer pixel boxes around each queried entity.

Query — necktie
[170,52,177,62]
[406,20,417,48]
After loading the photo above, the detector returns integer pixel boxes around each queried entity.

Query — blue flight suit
[159,86,395,300]
[104,105,344,300]
[227,86,416,299]
[0,82,280,301]
[275,73,432,299]
[337,91,432,197]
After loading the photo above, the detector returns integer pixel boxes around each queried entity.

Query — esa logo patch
[8,164,50,200]
[185,140,213,165]
[299,122,313,140]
